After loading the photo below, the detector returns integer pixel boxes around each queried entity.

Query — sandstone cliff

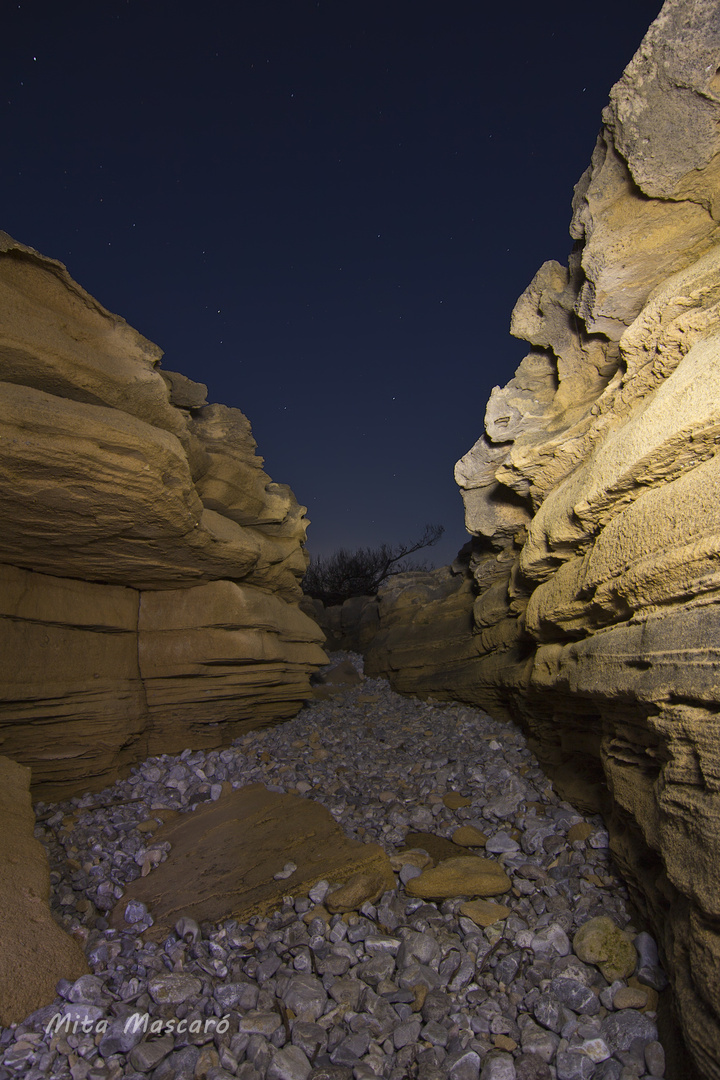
[366,2,720,1077]
[0,234,326,799]
[0,757,89,1025]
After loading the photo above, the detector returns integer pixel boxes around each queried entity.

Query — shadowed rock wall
[0,234,326,799]
[0,756,89,1024]
[366,3,720,1077]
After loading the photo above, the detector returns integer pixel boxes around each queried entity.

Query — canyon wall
[0,233,326,800]
[366,2,720,1077]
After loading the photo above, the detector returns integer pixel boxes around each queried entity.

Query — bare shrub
[303,523,444,607]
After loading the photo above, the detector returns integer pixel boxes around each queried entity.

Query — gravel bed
[0,654,667,1080]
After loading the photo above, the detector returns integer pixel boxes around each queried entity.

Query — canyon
[1,1,720,1077]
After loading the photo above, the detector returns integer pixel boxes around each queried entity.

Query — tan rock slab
[405,856,511,899]
[573,916,637,982]
[442,792,472,809]
[459,899,511,927]
[110,784,395,937]
[452,825,488,847]
[0,757,88,1025]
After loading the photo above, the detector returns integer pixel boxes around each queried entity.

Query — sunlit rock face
[0,233,326,800]
[367,3,720,1077]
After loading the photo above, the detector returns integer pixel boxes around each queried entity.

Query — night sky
[4,1,663,567]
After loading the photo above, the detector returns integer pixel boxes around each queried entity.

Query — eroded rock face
[367,3,720,1077]
[0,234,326,799]
[0,757,88,1024]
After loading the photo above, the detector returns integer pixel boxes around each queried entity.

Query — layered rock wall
[366,3,720,1077]
[0,234,326,799]
[0,756,89,1025]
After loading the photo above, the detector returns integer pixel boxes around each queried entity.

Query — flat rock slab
[111,784,395,937]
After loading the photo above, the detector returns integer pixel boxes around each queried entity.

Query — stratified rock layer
[0,757,88,1025]
[0,234,326,799]
[366,3,720,1077]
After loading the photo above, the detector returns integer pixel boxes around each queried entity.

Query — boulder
[573,916,637,983]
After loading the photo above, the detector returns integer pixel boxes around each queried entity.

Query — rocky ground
[0,655,668,1080]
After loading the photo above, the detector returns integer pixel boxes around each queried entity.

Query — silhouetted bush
[303,524,444,607]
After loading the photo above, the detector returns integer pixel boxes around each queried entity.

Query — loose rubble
[1,655,667,1080]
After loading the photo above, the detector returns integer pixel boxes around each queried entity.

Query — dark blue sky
[4,0,662,566]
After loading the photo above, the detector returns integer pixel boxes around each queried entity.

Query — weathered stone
[405,856,511,899]
[520,1021,559,1064]
[111,784,395,933]
[573,917,636,983]
[601,1010,658,1053]
[0,756,88,1026]
[480,1052,516,1080]
[550,977,600,1015]
[613,986,648,1011]
[282,975,328,1022]
[238,1012,283,1037]
[555,1050,596,1080]
[458,899,510,927]
[397,930,441,969]
[129,1036,175,1072]
[645,1039,666,1077]
[98,1016,147,1058]
[325,868,394,913]
[448,1048,482,1080]
[515,1055,552,1080]
[567,823,594,844]
[267,1045,312,1080]
[147,973,202,1004]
